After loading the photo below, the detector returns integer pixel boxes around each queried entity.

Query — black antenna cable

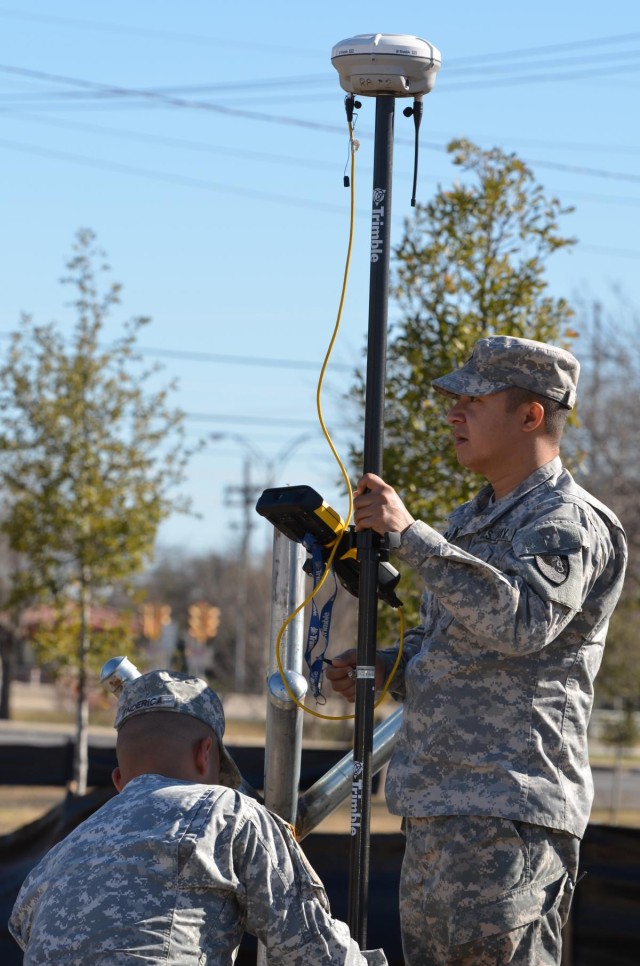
[404,96,424,206]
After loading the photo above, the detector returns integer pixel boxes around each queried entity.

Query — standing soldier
[328,336,627,965]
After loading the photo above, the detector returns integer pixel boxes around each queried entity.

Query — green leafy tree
[350,139,577,627]
[0,229,194,792]
[569,300,640,725]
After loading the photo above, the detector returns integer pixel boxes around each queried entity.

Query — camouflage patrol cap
[114,669,243,790]
[432,336,579,409]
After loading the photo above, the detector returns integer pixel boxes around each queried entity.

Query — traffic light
[142,603,172,640]
[205,605,221,639]
[188,602,221,643]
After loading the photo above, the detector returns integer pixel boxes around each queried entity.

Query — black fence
[1,741,638,964]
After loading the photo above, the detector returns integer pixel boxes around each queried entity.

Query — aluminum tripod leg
[257,531,307,966]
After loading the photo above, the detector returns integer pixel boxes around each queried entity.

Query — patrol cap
[432,336,579,409]
[114,669,243,790]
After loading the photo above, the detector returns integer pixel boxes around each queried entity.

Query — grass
[0,786,67,836]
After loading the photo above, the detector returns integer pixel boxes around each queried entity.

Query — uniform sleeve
[232,803,387,965]
[9,896,29,951]
[392,506,619,656]
[8,850,55,951]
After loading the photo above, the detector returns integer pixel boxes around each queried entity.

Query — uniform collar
[450,456,563,531]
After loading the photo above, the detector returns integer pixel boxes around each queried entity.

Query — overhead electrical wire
[0,130,638,257]
[0,135,352,215]
[0,331,355,432]
[1,63,640,190]
[442,59,640,92]
[444,48,640,75]
[5,104,640,180]
[0,6,321,56]
[9,45,637,103]
[1,30,639,110]
[0,108,358,175]
[0,64,349,134]
[2,119,640,239]
[1,6,638,65]
[0,41,638,274]
[0,331,353,372]
[184,412,318,428]
[443,31,640,64]
[3,106,640,219]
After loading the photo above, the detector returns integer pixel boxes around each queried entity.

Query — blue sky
[1,2,638,556]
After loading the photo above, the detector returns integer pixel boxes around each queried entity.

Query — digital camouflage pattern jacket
[380,458,627,838]
[10,773,386,965]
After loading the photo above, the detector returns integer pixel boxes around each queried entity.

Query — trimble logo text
[370,189,386,263]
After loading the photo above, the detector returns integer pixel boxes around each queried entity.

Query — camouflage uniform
[10,670,387,965]
[376,338,627,964]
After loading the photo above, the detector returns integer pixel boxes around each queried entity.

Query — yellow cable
[274,114,404,722]
[315,120,358,513]
[275,595,405,722]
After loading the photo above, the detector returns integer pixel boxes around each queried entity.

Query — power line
[520,156,640,185]
[4,102,640,207]
[0,67,639,260]
[133,345,354,372]
[579,244,640,259]
[444,31,640,65]
[441,59,640,91]
[0,136,352,215]
[432,129,640,158]
[10,45,640,104]
[445,48,640,75]
[2,6,638,66]
[0,64,347,135]
[0,7,322,56]
[0,331,354,373]
[2,65,640,190]
[0,109,352,176]
[1,130,639,258]
[0,75,332,101]
[3,118,640,211]
[184,411,318,428]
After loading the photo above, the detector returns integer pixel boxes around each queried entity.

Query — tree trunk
[72,580,91,795]
[0,625,17,720]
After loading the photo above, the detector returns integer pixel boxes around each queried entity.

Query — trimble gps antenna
[331,32,441,946]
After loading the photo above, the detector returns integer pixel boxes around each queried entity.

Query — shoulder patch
[535,554,570,584]
[513,519,587,607]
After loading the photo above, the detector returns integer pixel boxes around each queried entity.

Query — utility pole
[214,432,315,692]
[225,453,256,692]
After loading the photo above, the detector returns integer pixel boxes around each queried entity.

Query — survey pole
[347,93,395,945]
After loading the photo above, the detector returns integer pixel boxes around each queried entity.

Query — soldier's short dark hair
[503,386,569,442]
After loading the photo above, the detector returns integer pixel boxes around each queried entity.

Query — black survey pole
[348,94,395,945]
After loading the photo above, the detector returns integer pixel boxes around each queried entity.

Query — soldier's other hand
[325,650,387,703]
[325,650,358,703]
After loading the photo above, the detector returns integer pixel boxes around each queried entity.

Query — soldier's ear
[112,766,125,792]
[194,736,214,778]
[522,400,545,433]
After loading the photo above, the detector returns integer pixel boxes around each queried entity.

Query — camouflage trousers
[399,816,579,966]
